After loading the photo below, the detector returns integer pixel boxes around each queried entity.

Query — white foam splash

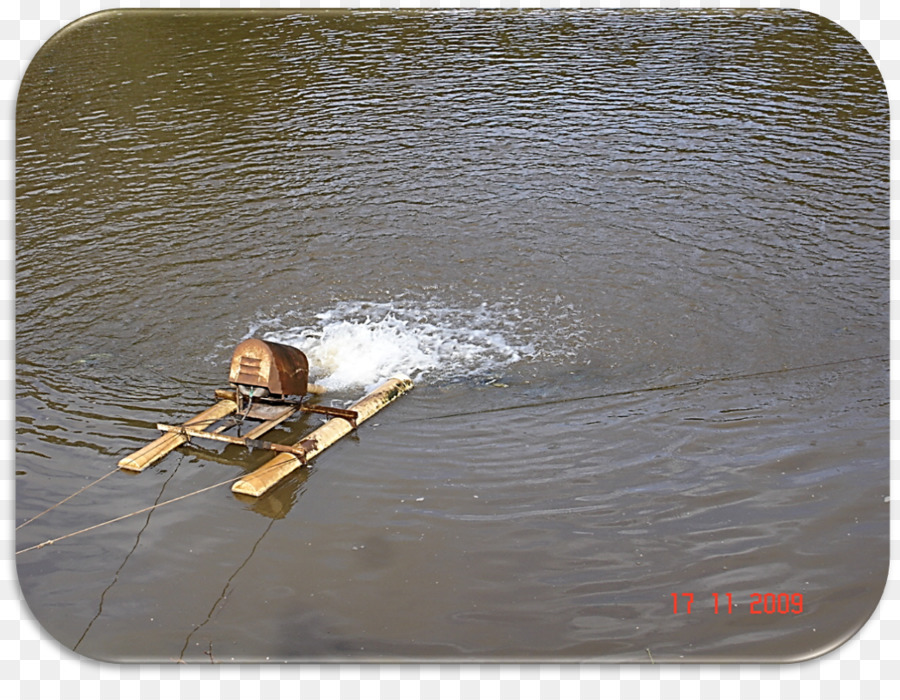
[258,300,536,391]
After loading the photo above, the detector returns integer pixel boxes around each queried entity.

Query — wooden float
[232,374,413,497]
[118,338,413,497]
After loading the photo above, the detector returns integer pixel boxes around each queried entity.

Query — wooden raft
[118,374,413,497]
[117,399,238,472]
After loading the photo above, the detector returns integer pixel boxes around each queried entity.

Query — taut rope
[15,475,243,556]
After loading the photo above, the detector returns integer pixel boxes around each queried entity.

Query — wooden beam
[156,423,308,457]
[118,399,237,472]
[231,374,413,497]
[154,402,299,455]
[213,389,356,421]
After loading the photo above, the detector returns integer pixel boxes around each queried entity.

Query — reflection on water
[15,9,888,662]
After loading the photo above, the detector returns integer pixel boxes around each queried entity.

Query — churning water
[15,9,888,662]
[252,297,593,390]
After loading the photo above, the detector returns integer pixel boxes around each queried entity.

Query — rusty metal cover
[228,338,309,396]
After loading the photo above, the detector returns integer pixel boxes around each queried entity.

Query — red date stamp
[671,592,803,615]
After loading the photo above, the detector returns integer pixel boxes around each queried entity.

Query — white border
[4,0,897,696]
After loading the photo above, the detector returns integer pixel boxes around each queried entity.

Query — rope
[15,474,242,556]
[16,466,121,531]
[17,386,254,541]
[17,353,884,551]
[16,393,238,532]
[408,353,888,422]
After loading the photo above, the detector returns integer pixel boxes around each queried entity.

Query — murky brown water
[15,8,888,662]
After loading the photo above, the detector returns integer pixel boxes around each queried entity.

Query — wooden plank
[231,374,414,497]
[156,423,309,457]
[241,405,299,439]
[118,399,237,472]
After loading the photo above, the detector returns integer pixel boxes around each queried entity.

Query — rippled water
[15,9,888,662]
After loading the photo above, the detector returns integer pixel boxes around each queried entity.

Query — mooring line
[15,475,242,556]
[73,453,186,653]
[411,353,888,422]
[16,466,121,531]
[178,516,278,662]
[15,352,885,549]
[18,403,235,532]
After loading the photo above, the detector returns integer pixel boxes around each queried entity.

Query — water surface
[15,8,888,662]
